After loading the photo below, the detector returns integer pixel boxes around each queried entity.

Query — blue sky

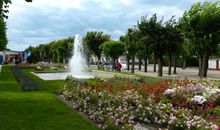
[6,0,212,51]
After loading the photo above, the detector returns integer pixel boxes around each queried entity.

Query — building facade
[208,58,220,70]
[0,50,26,64]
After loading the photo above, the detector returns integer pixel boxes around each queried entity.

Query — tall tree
[181,1,220,78]
[120,35,131,71]
[141,14,166,76]
[127,28,138,73]
[164,17,183,75]
[0,17,7,51]
[0,0,31,51]
[83,31,110,69]
[138,16,154,73]
[0,0,10,51]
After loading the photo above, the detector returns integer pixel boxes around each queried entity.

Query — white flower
[191,95,207,104]
[164,89,175,95]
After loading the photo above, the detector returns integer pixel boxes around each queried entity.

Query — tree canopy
[181,1,220,77]
[102,40,125,60]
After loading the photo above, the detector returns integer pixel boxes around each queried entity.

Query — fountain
[33,34,113,80]
[69,34,93,79]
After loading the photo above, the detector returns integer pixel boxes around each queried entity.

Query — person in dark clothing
[117,61,122,72]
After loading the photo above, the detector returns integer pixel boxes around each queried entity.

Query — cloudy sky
[6,0,212,51]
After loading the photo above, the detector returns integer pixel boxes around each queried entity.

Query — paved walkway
[91,64,220,80]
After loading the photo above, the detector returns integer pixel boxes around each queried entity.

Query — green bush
[216,97,220,106]
[213,107,220,116]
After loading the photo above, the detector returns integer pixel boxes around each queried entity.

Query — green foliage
[181,1,220,52]
[102,40,125,60]
[215,96,220,106]
[0,17,7,50]
[120,34,131,64]
[26,37,74,63]
[126,28,139,56]
[164,17,183,57]
[213,107,220,116]
[83,31,110,60]
[0,0,10,51]
[0,0,11,19]
[181,1,220,77]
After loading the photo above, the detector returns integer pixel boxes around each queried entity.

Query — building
[208,58,220,70]
[0,50,26,64]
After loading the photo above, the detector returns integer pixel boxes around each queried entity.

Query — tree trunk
[87,55,90,67]
[144,58,148,72]
[168,55,172,75]
[57,51,60,63]
[111,58,115,71]
[138,58,141,70]
[52,53,55,63]
[182,58,186,69]
[131,55,135,73]
[127,58,130,71]
[158,55,163,77]
[201,51,209,78]
[173,57,177,74]
[153,53,156,72]
[97,56,101,69]
[198,54,203,78]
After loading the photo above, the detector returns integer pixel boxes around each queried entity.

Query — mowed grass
[22,68,65,93]
[0,66,98,130]
[93,69,162,83]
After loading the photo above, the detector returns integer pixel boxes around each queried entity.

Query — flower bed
[60,77,219,130]
[11,66,39,91]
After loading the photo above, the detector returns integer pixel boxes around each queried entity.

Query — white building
[0,50,26,64]
[208,58,220,70]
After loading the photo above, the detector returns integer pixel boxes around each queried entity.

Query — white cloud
[6,0,196,51]
[120,0,133,5]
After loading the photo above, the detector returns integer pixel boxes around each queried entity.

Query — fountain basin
[69,75,94,79]
[32,71,117,80]
[32,72,94,80]
[32,72,69,80]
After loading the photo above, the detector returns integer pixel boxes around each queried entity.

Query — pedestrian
[117,62,122,72]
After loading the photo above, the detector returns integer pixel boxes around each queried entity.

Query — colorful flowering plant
[60,77,219,130]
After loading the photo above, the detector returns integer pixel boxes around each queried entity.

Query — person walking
[117,61,122,72]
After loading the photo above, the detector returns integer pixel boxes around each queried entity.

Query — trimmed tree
[181,1,220,78]
[102,41,125,69]
[83,31,110,69]
[120,35,131,71]
[138,16,154,73]
[127,28,139,73]
[141,14,166,76]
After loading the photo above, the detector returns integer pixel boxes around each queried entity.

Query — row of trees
[27,37,74,63]
[27,1,220,78]
[27,31,125,71]
[119,1,220,78]
[120,14,183,76]
[181,1,220,77]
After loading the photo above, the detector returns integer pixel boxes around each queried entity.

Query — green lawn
[93,69,162,83]
[0,66,98,130]
[22,68,65,93]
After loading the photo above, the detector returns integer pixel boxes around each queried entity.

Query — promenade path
[91,64,220,80]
